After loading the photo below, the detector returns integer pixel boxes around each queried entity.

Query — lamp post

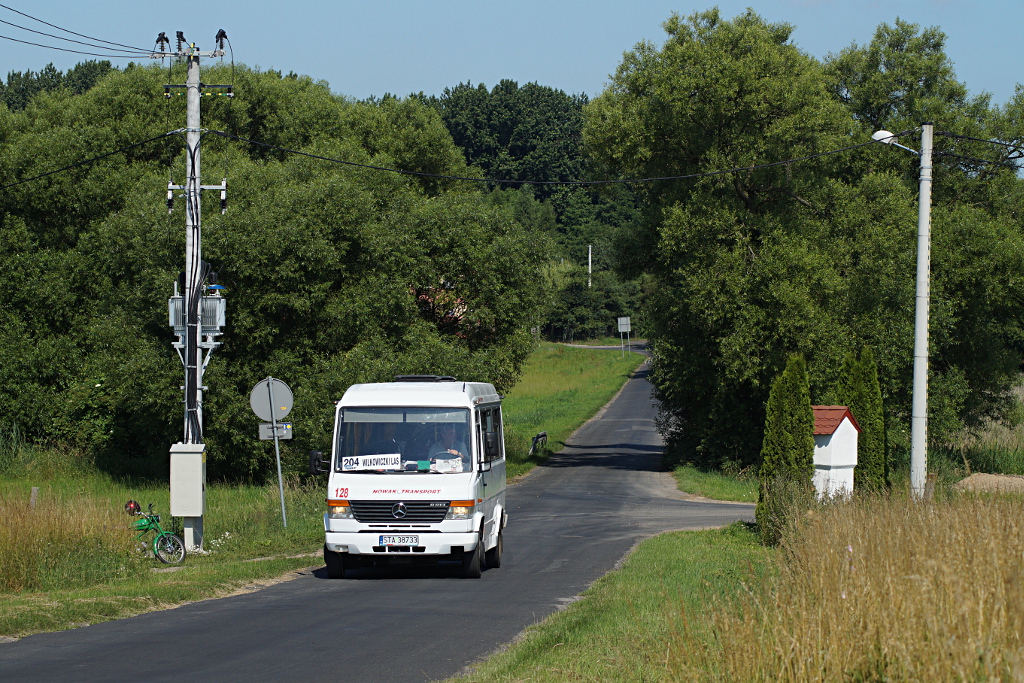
[872,123,933,498]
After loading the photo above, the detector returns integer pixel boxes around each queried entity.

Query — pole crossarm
[168,183,227,191]
[167,178,227,215]
[149,49,224,59]
[164,84,234,98]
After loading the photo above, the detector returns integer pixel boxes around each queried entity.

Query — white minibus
[310,375,507,578]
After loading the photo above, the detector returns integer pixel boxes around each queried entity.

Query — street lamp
[872,124,933,498]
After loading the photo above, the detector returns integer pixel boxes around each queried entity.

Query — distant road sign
[260,422,293,440]
[250,378,293,422]
[617,317,631,333]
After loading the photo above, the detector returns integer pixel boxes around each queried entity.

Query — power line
[935,130,1024,151]
[0,131,176,191]
[934,150,1017,169]
[877,128,1023,167]
[209,130,881,186]
[0,3,149,52]
[0,32,148,58]
[0,16,150,54]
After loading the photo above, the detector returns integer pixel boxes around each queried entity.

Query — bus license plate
[380,535,418,546]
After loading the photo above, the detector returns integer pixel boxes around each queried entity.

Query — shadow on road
[561,442,663,453]
[312,561,492,581]
[544,446,667,472]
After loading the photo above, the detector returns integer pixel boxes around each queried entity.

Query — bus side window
[491,407,504,460]
[475,409,485,461]
[479,407,504,462]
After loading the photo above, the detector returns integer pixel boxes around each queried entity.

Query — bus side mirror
[484,432,499,459]
[308,450,328,475]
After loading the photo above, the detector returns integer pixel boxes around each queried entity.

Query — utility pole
[870,123,933,499]
[588,244,592,288]
[910,123,933,499]
[154,32,231,551]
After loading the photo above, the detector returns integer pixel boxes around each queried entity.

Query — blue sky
[0,1,1019,105]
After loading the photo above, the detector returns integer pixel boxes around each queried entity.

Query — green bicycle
[125,500,187,564]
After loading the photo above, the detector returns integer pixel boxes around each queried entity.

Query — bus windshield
[334,407,472,474]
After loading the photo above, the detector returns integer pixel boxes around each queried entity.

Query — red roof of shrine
[812,405,862,435]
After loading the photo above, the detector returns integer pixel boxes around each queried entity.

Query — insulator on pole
[167,182,175,213]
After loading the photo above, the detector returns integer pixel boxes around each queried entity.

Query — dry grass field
[669,492,1024,681]
[0,488,140,593]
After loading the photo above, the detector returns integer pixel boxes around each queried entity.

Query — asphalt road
[0,362,754,682]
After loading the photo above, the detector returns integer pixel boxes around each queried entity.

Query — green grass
[0,341,644,637]
[563,336,639,347]
[0,555,319,637]
[671,465,758,503]
[447,522,769,682]
[502,342,645,479]
[931,415,1024,480]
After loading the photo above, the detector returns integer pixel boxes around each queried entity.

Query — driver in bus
[427,423,470,471]
[361,422,402,456]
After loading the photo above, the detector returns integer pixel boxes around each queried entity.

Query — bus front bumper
[325,531,479,556]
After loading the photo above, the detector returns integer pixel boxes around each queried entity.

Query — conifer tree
[834,345,887,490]
[756,353,815,541]
[854,346,887,489]
[837,349,858,401]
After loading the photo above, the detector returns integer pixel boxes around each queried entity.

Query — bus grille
[349,500,449,523]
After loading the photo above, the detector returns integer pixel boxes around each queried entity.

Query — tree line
[0,65,554,479]
[585,10,1024,473]
[3,8,1023,482]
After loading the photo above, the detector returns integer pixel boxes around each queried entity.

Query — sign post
[250,377,293,527]
[617,316,632,357]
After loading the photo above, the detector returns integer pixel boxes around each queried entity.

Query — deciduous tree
[584,9,1024,469]
[0,64,551,480]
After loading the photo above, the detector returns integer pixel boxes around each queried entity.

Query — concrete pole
[184,47,202,443]
[910,123,933,498]
[588,244,592,288]
[183,47,204,547]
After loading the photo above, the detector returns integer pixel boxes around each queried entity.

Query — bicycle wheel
[154,533,187,564]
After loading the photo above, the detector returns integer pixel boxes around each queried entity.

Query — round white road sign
[250,377,293,422]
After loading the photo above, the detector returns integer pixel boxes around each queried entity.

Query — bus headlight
[327,499,353,519]
[445,500,475,520]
